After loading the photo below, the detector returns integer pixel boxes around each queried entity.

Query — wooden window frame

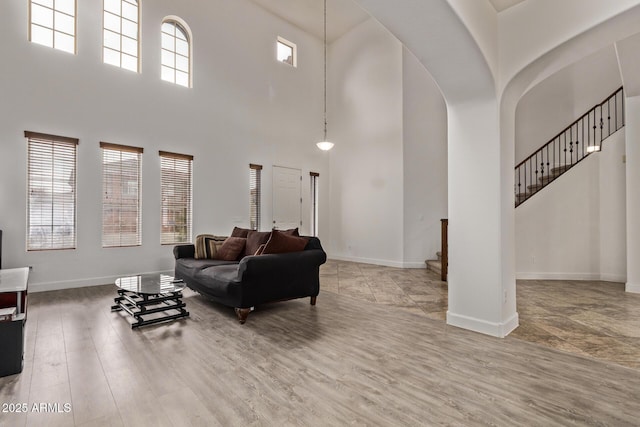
[250,164,263,231]
[310,172,319,237]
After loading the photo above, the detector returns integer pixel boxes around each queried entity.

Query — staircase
[515,87,625,207]
[425,251,443,276]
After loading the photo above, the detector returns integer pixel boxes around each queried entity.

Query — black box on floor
[0,315,25,377]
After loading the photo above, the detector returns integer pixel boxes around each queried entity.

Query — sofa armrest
[173,244,195,259]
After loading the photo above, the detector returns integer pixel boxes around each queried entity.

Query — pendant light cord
[323,0,328,141]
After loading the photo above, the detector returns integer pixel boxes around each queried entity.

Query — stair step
[425,259,441,275]
[527,183,543,193]
[550,164,571,176]
[538,175,556,185]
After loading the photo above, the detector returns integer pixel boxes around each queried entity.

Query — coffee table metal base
[111,289,189,328]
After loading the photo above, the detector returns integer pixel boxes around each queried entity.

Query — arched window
[161,18,191,87]
[29,0,76,54]
[103,0,140,72]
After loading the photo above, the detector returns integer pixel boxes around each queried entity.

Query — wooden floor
[2,267,640,426]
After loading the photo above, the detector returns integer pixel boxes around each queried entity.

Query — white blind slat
[160,153,192,244]
[102,145,142,247]
[27,133,77,250]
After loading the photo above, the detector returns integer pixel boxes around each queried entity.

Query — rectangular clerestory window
[30,0,76,54]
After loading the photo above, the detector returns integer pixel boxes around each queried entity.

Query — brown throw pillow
[230,227,251,238]
[281,228,300,236]
[215,237,246,261]
[262,230,308,254]
[245,230,271,256]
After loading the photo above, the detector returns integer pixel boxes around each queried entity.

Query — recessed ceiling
[488,0,527,12]
[248,0,370,42]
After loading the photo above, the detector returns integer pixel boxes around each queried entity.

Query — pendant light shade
[316,0,333,151]
[316,141,334,151]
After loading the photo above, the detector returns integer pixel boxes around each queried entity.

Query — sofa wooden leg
[235,308,252,324]
[310,296,317,306]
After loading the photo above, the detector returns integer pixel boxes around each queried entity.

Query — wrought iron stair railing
[515,87,625,207]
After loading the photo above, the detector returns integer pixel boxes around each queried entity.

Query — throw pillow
[245,230,271,256]
[262,230,308,254]
[230,227,251,238]
[215,237,247,261]
[281,227,300,236]
[194,234,227,259]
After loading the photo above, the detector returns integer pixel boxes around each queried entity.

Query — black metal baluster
[569,126,573,165]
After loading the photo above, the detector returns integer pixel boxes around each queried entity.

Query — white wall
[515,129,626,280]
[515,46,622,163]
[402,50,448,266]
[0,0,329,290]
[327,19,405,267]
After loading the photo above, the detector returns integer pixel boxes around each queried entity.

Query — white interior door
[273,166,302,231]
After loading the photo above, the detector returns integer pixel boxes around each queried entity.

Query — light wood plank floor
[1,264,640,426]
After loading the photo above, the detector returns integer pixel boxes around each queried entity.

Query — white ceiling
[248,0,370,42]
[249,0,527,43]
[488,0,527,12]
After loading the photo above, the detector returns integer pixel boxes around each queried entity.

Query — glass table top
[115,273,185,294]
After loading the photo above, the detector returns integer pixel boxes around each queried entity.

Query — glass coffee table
[111,273,189,328]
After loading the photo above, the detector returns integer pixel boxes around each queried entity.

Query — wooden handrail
[441,219,448,282]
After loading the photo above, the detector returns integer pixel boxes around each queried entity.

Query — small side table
[111,273,189,328]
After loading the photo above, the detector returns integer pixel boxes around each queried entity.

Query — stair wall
[515,130,626,281]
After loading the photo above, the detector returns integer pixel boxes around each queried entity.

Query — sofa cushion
[230,227,251,238]
[245,230,271,256]
[215,237,246,261]
[262,230,309,254]
[254,244,266,256]
[175,258,237,279]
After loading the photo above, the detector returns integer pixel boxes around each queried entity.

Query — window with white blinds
[29,0,76,54]
[101,142,143,247]
[103,0,140,72]
[310,172,319,237]
[160,151,193,244]
[249,164,262,230]
[26,131,78,251]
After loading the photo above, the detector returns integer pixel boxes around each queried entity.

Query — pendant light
[316,0,334,151]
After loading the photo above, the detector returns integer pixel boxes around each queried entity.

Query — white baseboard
[29,270,173,293]
[601,273,627,283]
[328,254,425,269]
[626,282,640,293]
[516,272,626,282]
[446,311,519,338]
[517,272,599,281]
